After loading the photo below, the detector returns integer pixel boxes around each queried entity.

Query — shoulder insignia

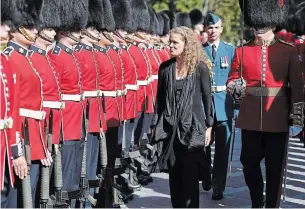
[74,44,83,52]
[28,50,34,57]
[51,45,61,55]
[223,41,234,46]
[3,47,14,57]
[278,39,294,47]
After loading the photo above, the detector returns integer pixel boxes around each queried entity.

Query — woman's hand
[205,127,213,146]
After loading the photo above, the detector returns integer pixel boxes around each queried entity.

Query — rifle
[76,101,90,208]
[40,109,53,208]
[22,118,33,208]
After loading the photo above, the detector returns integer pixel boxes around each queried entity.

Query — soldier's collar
[56,42,73,54]
[254,37,276,46]
[76,43,93,52]
[7,41,28,56]
[29,45,46,56]
[120,43,130,50]
[107,44,120,51]
[93,44,107,53]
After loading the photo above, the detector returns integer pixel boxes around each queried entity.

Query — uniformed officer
[73,1,109,206]
[227,0,304,207]
[1,1,27,207]
[28,0,63,206]
[202,13,235,200]
[157,11,171,62]
[48,0,88,205]
[111,0,144,195]
[4,0,55,207]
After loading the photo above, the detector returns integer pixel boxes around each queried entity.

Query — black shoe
[201,181,212,191]
[212,191,224,200]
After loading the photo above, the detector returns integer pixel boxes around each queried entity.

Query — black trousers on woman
[168,138,207,208]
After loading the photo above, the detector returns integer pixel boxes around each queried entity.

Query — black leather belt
[246,87,287,97]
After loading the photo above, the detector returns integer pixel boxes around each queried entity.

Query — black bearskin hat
[87,0,104,29]
[148,7,159,35]
[189,9,203,27]
[159,11,170,35]
[130,0,150,33]
[6,0,42,30]
[162,10,176,29]
[38,0,61,30]
[110,0,134,32]
[176,12,192,28]
[156,13,164,36]
[58,0,88,32]
[240,0,290,28]
[101,0,115,32]
[294,3,305,35]
[1,0,22,29]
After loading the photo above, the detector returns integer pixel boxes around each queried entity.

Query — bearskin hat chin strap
[82,29,100,42]
[65,32,81,43]
[38,31,54,44]
[102,31,114,43]
[135,32,145,40]
[18,26,35,42]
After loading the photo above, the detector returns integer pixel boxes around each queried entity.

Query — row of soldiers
[0,0,182,207]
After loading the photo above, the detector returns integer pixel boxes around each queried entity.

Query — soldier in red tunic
[73,1,108,206]
[0,1,27,207]
[227,0,304,207]
[3,0,55,207]
[47,0,88,205]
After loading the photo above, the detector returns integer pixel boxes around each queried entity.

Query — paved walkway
[124,128,305,208]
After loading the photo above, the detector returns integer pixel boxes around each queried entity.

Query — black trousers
[240,130,288,208]
[168,140,204,208]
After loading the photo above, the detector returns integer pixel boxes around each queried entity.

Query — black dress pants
[240,130,288,208]
[168,139,204,208]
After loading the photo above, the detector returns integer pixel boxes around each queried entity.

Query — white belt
[137,80,149,86]
[152,74,158,80]
[83,90,99,98]
[147,76,154,83]
[43,101,65,109]
[125,84,139,91]
[117,89,127,96]
[101,90,117,97]
[61,94,84,102]
[19,108,46,120]
[0,117,13,130]
[211,85,227,92]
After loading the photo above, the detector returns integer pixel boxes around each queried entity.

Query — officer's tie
[212,44,216,60]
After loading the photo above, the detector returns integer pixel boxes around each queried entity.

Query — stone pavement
[124,128,305,208]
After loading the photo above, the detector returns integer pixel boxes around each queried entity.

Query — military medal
[221,57,226,68]
[224,56,229,67]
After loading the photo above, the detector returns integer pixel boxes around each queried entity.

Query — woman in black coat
[151,26,214,208]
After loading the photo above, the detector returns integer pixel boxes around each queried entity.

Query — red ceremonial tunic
[48,42,84,140]
[127,43,148,112]
[0,53,17,190]
[120,43,138,120]
[4,42,47,161]
[93,44,120,127]
[227,39,303,132]
[142,47,155,114]
[107,45,125,122]
[157,46,170,63]
[74,43,106,132]
[29,45,63,144]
